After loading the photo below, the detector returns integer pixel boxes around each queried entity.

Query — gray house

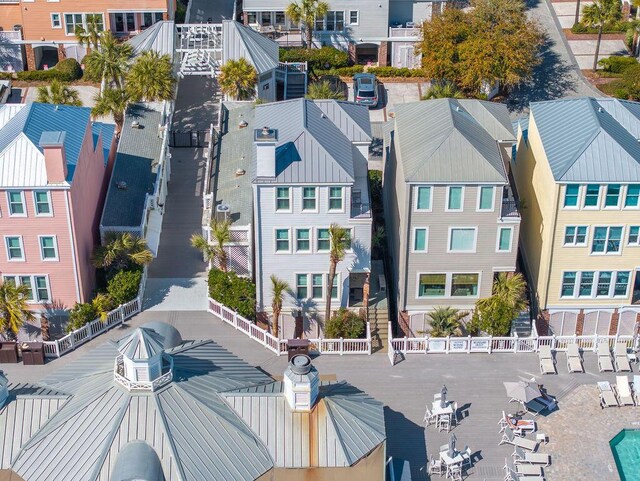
[384,99,520,334]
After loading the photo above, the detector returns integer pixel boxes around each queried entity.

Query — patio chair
[438,415,451,432]
[597,381,620,408]
[538,345,556,375]
[597,342,615,372]
[428,455,444,476]
[499,411,536,435]
[423,406,436,426]
[461,445,472,468]
[504,458,543,478]
[499,427,539,451]
[504,467,545,481]
[512,446,550,466]
[566,344,584,373]
[452,401,459,425]
[449,464,463,481]
[614,342,632,372]
[633,375,640,404]
[616,375,635,406]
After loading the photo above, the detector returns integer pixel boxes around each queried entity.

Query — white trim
[476,185,495,212]
[51,13,62,29]
[328,186,345,213]
[301,186,318,213]
[295,273,309,299]
[563,225,589,247]
[7,190,26,217]
[414,185,433,212]
[275,186,292,213]
[294,227,312,253]
[4,235,24,262]
[315,227,330,253]
[583,183,601,210]
[603,183,622,209]
[310,272,324,300]
[411,227,429,253]
[274,227,292,254]
[559,269,632,300]
[590,225,624,255]
[64,191,81,303]
[623,184,640,209]
[447,226,477,253]
[38,235,59,262]
[445,185,464,212]
[348,10,359,25]
[416,271,481,300]
[1,274,51,303]
[63,12,105,37]
[562,184,580,210]
[496,226,513,253]
[627,225,640,246]
[33,190,53,217]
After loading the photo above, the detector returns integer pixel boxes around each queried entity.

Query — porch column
[57,44,66,63]
[243,12,249,25]
[163,12,169,21]
[348,42,356,64]
[609,309,620,336]
[25,44,36,71]
[363,273,370,310]
[575,309,585,335]
[377,41,389,67]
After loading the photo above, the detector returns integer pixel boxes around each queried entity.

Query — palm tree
[422,81,465,100]
[492,272,528,313]
[190,219,231,271]
[218,58,258,100]
[582,0,622,71]
[75,13,104,51]
[36,79,82,106]
[0,281,35,340]
[306,80,345,99]
[426,307,466,337]
[92,293,114,322]
[325,223,349,321]
[126,50,176,102]
[92,232,153,275]
[270,275,290,338]
[84,32,132,90]
[92,87,130,134]
[286,0,329,49]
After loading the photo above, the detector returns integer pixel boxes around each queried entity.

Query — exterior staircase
[284,72,307,99]
[368,304,389,353]
[511,312,533,337]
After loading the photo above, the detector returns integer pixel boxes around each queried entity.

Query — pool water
[610,429,640,481]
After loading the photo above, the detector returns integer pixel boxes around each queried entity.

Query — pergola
[176,24,223,78]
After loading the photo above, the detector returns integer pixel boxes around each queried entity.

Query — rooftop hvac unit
[216,203,230,221]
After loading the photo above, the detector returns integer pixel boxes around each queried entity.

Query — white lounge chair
[499,411,536,435]
[616,376,635,406]
[500,427,539,451]
[504,458,544,478]
[504,468,545,481]
[614,342,632,372]
[597,342,615,372]
[566,344,584,373]
[633,375,640,404]
[513,446,550,466]
[423,406,435,426]
[598,381,620,408]
[538,345,556,375]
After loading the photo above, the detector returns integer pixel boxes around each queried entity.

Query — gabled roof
[314,100,373,143]
[392,99,510,183]
[530,97,640,182]
[222,20,279,75]
[127,21,176,61]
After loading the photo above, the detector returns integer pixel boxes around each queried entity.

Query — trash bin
[287,339,310,361]
[0,342,18,363]
[21,342,45,365]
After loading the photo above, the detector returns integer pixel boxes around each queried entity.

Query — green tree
[191,219,231,272]
[325,308,365,339]
[270,275,290,339]
[126,50,176,102]
[325,224,349,321]
[618,64,640,99]
[426,307,467,337]
[107,269,143,305]
[305,80,345,99]
[208,269,256,320]
[91,87,130,133]
[0,281,35,339]
[582,0,622,71]
[286,0,329,49]
[36,79,82,106]
[84,32,132,90]
[422,81,465,99]
[471,273,528,336]
[218,58,258,100]
[92,232,153,276]
[74,13,104,51]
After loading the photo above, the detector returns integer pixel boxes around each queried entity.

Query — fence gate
[169,130,209,148]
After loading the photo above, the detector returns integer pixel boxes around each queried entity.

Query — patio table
[432,401,454,417]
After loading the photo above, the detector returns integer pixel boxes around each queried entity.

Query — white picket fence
[207,297,372,355]
[387,322,639,365]
[42,268,147,358]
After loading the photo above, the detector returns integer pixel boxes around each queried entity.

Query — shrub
[54,58,83,81]
[571,20,630,34]
[208,268,256,320]
[367,66,426,78]
[107,269,142,305]
[81,54,102,82]
[325,308,365,339]
[0,72,13,80]
[280,46,350,69]
[314,65,364,77]
[598,56,638,73]
[66,302,98,333]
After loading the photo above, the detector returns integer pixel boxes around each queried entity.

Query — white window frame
[311,273,324,300]
[414,185,433,212]
[51,13,62,28]
[562,184,580,210]
[5,236,25,262]
[412,227,429,253]
[591,225,624,255]
[447,226,477,253]
[613,271,631,298]
[445,186,464,212]
[496,226,513,253]
[32,275,51,303]
[583,184,601,209]
[274,228,291,254]
[476,185,495,212]
[560,271,578,298]
[416,272,481,299]
[295,228,312,253]
[628,226,640,246]
[603,184,622,209]
[64,13,104,37]
[295,273,308,299]
[449,272,481,298]
[301,186,318,212]
[623,184,640,209]
[326,273,340,300]
[328,186,344,212]
[594,271,614,298]
[38,235,59,261]
[275,186,291,212]
[33,190,53,217]
[563,225,589,247]
[560,270,631,299]
[316,227,330,252]
[577,271,595,298]
[348,10,359,25]
[7,190,26,217]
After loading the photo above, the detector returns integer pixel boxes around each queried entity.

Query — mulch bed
[563,29,627,40]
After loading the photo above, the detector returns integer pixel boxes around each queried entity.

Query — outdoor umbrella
[447,433,457,458]
[503,380,541,403]
[440,385,448,408]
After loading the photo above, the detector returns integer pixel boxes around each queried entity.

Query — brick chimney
[39,131,68,184]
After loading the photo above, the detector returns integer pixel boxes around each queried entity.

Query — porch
[109,11,166,37]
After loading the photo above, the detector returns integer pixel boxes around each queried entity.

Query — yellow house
[512,98,640,337]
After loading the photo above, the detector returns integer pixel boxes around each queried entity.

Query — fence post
[551,335,557,350]
[367,322,372,355]
[119,305,126,324]
[513,337,518,353]
[55,339,61,358]
[68,334,75,349]
[233,311,239,329]
[467,335,472,353]
[403,336,408,353]
[340,337,344,355]
[594,334,599,352]
[488,336,493,353]
[446,335,450,354]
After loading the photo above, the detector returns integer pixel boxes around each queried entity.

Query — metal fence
[168,130,209,148]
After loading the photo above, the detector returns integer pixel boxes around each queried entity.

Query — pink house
[0,103,115,314]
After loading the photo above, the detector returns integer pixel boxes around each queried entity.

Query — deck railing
[207,297,371,355]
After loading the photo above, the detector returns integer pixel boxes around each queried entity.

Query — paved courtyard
[4,310,637,481]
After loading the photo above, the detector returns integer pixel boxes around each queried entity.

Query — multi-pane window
[317,229,330,251]
[34,191,51,215]
[564,185,579,207]
[605,184,621,207]
[451,274,479,297]
[35,276,49,302]
[247,12,257,23]
[349,10,359,24]
[447,186,463,211]
[449,228,476,252]
[584,184,600,207]
[65,13,104,35]
[564,226,588,246]
[275,12,286,26]
[625,184,640,208]
[413,228,428,252]
[497,227,512,252]
[276,187,290,211]
[344,229,352,250]
[275,229,290,252]
[3,276,47,302]
[561,271,630,298]
[561,272,577,297]
[302,187,317,211]
[329,187,343,210]
[418,274,446,297]
[296,274,308,299]
[327,275,338,299]
[51,13,61,28]
[478,186,494,211]
[596,271,612,297]
[5,236,23,260]
[628,226,640,246]
[19,276,33,301]
[8,191,25,215]
[296,229,310,252]
[578,271,594,297]
[614,271,630,296]
[325,11,344,31]
[39,236,57,260]
[591,226,622,254]
[311,274,323,299]
[416,186,431,210]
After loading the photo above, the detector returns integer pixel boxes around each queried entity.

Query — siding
[0,5,23,34]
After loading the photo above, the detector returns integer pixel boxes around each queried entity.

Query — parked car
[353,73,378,108]
[0,80,11,104]
[317,75,348,100]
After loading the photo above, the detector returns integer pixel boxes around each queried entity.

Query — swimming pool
[610,429,640,481]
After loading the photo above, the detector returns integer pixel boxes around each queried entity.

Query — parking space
[348,80,428,122]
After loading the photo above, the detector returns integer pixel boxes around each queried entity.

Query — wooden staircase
[368,305,389,353]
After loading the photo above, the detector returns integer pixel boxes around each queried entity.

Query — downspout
[543,183,562,312]
[65,190,82,303]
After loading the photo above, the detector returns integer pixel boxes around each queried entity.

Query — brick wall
[25,44,35,71]
[377,41,388,67]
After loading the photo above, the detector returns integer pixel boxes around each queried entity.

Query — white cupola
[115,328,171,390]
[283,354,319,412]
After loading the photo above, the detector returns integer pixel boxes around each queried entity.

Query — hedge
[66,303,99,333]
[314,65,364,77]
[208,268,256,320]
[280,46,350,69]
[368,66,426,78]
[597,56,638,74]
[107,269,142,305]
[17,58,83,82]
[571,20,631,34]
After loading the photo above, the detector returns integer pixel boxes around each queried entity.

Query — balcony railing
[113,354,173,391]
[351,202,371,219]
[501,200,520,218]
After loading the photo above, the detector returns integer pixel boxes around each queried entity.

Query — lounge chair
[504,458,544,479]
[597,381,619,408]
[538,345,556,375]
[499,411,536,435]
[523,398,547,414]
[566,344,584,373]
[597,342,614,372]
[513,446,550,466]
[499,427,539,451]
[504,468,545,481]
[616,376,635,406]
[614,342,632,372]
[634,375,640,404]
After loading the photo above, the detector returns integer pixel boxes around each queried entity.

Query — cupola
[114,328,173,391]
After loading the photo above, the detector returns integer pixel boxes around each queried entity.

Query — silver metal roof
[314,100,373,143]
[222,20,279,75]
[127,21,176,61]
[456,99,516,142]
[109,441,165,481]
[117,327,165,360]
[530,97,640,182]
[392,99,509,183]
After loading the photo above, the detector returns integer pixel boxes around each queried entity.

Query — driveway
[348,81,427,122]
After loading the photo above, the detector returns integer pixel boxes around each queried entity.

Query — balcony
[501,200,520,219]
[351,202,372,219]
